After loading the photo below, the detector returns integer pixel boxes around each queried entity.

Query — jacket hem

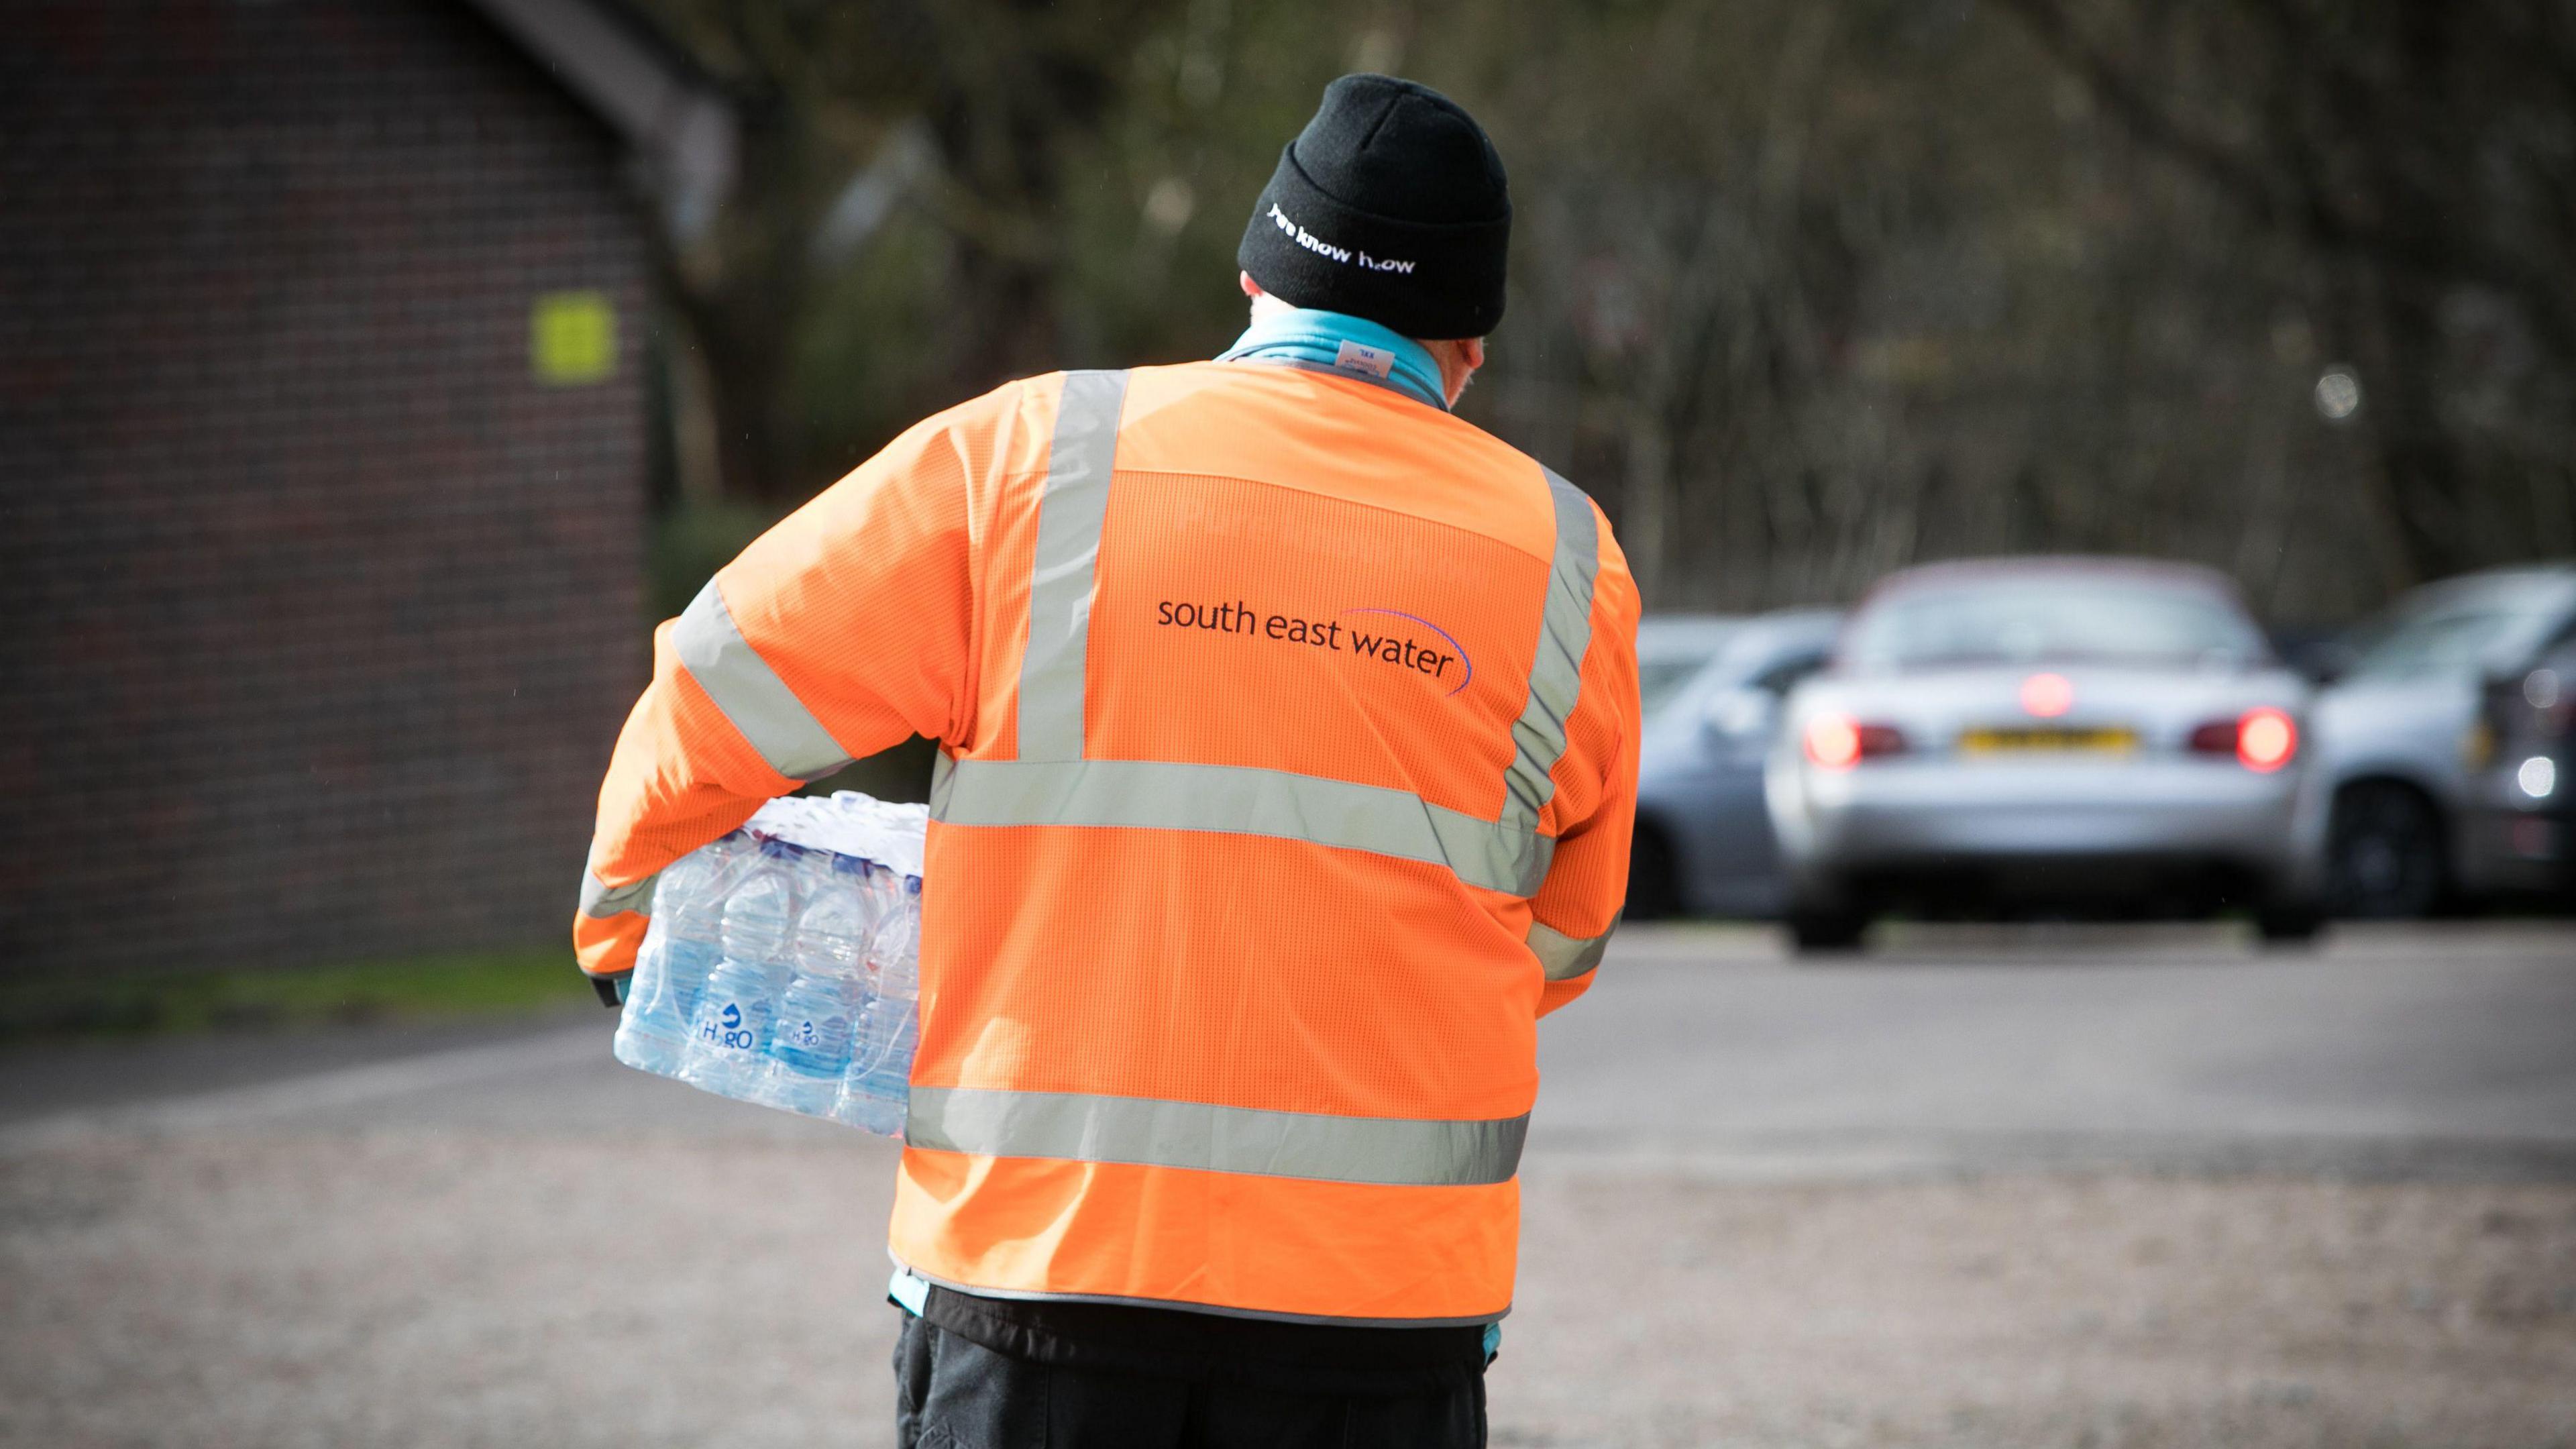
[889,1252,1509,1330]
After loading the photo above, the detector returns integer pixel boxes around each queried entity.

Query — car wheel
[1627,822,1684,921]
[1786,906,1868,955]
[2327,782,2446,919]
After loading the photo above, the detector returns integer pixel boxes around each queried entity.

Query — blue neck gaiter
[1216,305,1449,411]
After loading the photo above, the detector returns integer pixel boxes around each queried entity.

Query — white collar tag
[1332,339,1397,379]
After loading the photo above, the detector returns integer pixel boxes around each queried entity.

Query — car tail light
[2191,708,2298,771]
[2237,708,2297,770]
[1804,712,1907,769]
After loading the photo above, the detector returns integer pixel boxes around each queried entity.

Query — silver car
[2309,564,2576,916]
[1766,558,2325,951]
[1630,609,1843,918]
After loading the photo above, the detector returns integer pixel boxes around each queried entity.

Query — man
[575,74,1640,1449]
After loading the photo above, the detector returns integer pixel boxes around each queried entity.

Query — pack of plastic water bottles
[612,790,926,1136]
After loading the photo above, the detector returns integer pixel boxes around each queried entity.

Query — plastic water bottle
[836,875,921,1136]
[680,841,797,1097]
[612,833,744,1079]
[862,855,904,928]
[754,855,873,1116]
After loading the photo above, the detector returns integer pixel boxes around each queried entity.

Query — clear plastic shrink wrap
[612,792,926,1136]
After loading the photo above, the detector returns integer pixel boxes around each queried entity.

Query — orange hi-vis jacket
[576,360,1641,1326]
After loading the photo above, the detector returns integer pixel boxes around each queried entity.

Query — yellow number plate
[1957,727,2140,755]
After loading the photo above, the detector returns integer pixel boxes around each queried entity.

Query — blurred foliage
[627,0,2576,628]
[0,949,591,1042]
[1998,0,2576,600]
[646,496,778,623]
[803,737,939,806]
[633,0,1190,500]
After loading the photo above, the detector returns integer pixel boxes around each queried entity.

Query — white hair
[1248,290,1299,327]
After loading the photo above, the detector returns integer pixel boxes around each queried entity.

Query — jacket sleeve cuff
[573,907,651,983]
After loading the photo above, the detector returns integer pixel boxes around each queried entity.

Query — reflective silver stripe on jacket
[905,1085,1528,1187]
[674,579,853,782]
[1016,370,1132,762]
[932,757,1553,896]
[939,372,1601,898]
[579,868,657,919]
[1526,916,1614,981]
[1501,470,1601,834]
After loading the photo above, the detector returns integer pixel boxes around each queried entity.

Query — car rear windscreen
[2344,578,2576,678]
[1637,657,1713,716]
[1845,579,2265,671]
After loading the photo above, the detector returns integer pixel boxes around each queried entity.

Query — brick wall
[0,0,652,979]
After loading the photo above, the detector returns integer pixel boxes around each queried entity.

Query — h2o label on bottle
[699,1000,761,1052]
[790,1014,847,1045]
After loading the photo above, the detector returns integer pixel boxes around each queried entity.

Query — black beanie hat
[1236,74,1511,340]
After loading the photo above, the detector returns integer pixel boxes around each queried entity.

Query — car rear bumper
[2461,812,2573,895]
[2457,762,2573,896]
[1769,757,2321,900]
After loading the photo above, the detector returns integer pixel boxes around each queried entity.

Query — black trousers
[892,1311,1487,1449]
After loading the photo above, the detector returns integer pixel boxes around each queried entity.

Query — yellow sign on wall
[531,291,616,385]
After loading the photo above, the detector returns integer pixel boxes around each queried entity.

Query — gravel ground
[5,922,2571,1447]
[3,1127,2571,1448]
[1502,1169,2576,1448]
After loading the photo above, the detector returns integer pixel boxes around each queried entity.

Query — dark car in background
[1627,609,1843,918]
[2310,565,2576,916]
[2458,639,2575,905]
[1766,558,2324,951]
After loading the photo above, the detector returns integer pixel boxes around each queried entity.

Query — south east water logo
[1339,608,1474,697]
[1152,598,1474,697]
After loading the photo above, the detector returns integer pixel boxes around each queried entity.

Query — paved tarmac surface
[1534,920,2576,1179]
[3,921,2572,1447]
